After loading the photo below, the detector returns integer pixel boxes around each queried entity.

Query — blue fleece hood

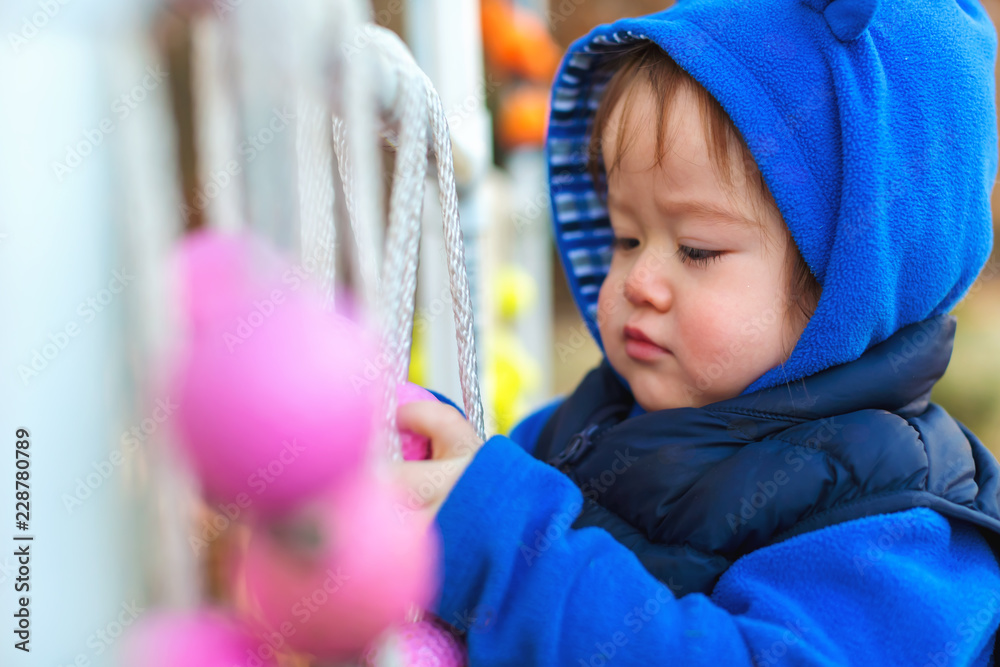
[546,0,998,392]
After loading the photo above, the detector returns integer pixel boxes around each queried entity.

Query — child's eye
[612,237,639,251]
[677,245,724,266]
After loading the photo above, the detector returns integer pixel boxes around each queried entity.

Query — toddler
[395,0,1000,664]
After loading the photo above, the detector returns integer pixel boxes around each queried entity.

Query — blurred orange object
[497,86,550,148]
[481,0,561,82]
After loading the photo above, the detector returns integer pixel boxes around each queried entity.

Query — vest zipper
[549,424,600,467]
[547,403,630,469]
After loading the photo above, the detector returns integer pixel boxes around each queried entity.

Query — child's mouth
[623,326,671,361]
[625,338,671,361]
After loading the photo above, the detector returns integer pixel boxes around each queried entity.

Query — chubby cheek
[675,305,736,372]
[677,293,788,393]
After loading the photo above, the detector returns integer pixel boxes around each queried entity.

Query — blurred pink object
[397,382,437,461]
[168,230,377,516]
[170,230,285,339]
[122,609,277,667]
[240,474,440,661]
[364,617,467,667]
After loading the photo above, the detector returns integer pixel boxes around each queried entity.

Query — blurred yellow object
[486,329,542,434]
[496,265,538,322]
[408,325,428,388]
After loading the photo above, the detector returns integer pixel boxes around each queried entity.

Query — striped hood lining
[546,30,651,354]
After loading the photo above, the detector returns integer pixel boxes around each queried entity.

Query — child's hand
[392,401,484,522]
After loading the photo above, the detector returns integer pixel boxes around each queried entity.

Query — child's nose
[623,255,673,312]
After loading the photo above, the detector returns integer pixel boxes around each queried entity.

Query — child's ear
[822,0,879,42]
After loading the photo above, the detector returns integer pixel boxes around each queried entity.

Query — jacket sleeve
[432,435,1000,666]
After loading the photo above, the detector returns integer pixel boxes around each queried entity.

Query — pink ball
[170,230,287,339]
[240,474,440,661]
[168,231,379,515]
[121,609,276,667]
[364,617,467,667]
[397,382,438,461]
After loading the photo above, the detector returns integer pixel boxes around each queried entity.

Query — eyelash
[611,237,724,267]
[677,246,724,266]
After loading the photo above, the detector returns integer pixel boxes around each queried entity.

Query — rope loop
[332,26,485,459]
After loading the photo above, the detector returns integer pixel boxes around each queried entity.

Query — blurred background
[2,1,999,666]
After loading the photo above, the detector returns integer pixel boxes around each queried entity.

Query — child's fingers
[397,401,481,459]
[391,459,445,505]
[390,458,468,515]
[387,462,440,530]
[396,400,456,436]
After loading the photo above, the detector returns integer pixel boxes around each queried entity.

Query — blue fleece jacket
[433,419,1000,666]
[430,0,1000,664]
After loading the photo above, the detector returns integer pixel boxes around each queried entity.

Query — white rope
[297,100,337,308]
[374,29,429,461]
[331,115,384,308]
[335,0,385,315]
[331,26,485,458]
[423,72,486,443]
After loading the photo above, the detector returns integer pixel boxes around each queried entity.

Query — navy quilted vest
[531,315,1000,598]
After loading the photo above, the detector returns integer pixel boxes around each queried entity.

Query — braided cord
[331,26,485,459]
[422,74,485,441]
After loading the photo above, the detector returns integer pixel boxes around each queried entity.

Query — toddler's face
[596,82,805,411]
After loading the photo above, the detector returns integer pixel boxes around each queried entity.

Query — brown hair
[586,42,821,326]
